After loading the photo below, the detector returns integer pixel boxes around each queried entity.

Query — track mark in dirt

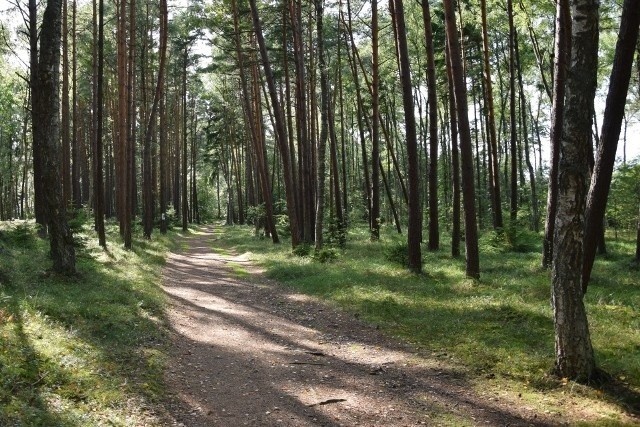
[161,226,552,426]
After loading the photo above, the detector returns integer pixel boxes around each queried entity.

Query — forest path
[160,225,549,426]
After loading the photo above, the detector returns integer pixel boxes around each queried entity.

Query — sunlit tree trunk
[551,0,599,381]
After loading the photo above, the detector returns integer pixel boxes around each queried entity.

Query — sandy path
[161,226,550,426]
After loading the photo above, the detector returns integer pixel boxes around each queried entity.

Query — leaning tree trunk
[33,0,76,273]
[249,0,301,247]
[551,0,599,381]
[582,0,640,291]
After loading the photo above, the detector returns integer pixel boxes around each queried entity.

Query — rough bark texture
[551,0,598,381]
[33,0,76,273]
[445,42,461,258]
[391,0,422,273]
[443,0,480,279]
[543,0,571,268]
[582,0,640,290]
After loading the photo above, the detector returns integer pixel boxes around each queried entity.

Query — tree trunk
[543,0,570,268]
[315,0,329,249]
[391,0,421,273]
[142,0,167,239]
[249,0,301,247]
[370,0,380,240]
[508,0,518,221]
[422,0,439,250]
[443,0,480,279]
[480,0,503,229]
[445,47,461,258]
[93,0,106,247]
[582,0,639,290]
[551,0,599,381]
[33,0,76,273]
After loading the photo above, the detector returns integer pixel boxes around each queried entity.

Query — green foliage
[292,243,311,257]
[607,159,640,232]
[479,225,539,254]
[312,247,339,263]
[384,242,410,267]
[325,217,347,248]
[0,219,177,425]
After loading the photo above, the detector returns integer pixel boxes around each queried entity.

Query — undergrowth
[0,219,179,426]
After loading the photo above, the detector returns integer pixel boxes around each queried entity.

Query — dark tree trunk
[93,0,106,248]
[443,0,480,279]
[315,0,329,249]
[582,0,639,290]
[422,0,439,250]
[370,0,380,240]
[480,0,503,229]
[391,0,421,273]
[182,47,189,232]
[551,0,599,381]
[29,0,48,233]
[142,0,167,239]
[445,47,461,258]
[33,0,76,273]
[508,0,518,221]
[543,0,570,268]
[71,0,81,209]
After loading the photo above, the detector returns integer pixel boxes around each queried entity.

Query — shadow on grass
[0,222,171,425]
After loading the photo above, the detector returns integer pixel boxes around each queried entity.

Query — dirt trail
[161,226,550,426]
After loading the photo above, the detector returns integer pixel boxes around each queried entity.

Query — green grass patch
[212,222,640,423]
[0,220,180,426]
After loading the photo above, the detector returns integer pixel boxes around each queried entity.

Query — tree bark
[543,0,570,268]
[443,0,480,279]
[391,0,421,273]
[249,0,301,247]
[551,0,599,381]
[315,0,329,249]
[480,0,503,229]
[142,0,168,239]
[422,0,439,250]
[582,0,640,290]
[33,0,76,273]
[370,0,380,240]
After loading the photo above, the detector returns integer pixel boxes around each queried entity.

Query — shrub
[292,244,311,257]
[313,248,339,263]
[385,242,409,267]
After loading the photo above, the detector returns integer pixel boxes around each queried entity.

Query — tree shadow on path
[161,226,554,426]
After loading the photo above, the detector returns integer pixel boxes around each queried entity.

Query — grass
[211,222,640,424]
[0,219,182,426]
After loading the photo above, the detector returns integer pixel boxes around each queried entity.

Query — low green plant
[385,242,410,266]
[292,243,311,257]
[313,247,339,263]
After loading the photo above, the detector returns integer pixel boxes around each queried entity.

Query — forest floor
[159,225,560,426]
